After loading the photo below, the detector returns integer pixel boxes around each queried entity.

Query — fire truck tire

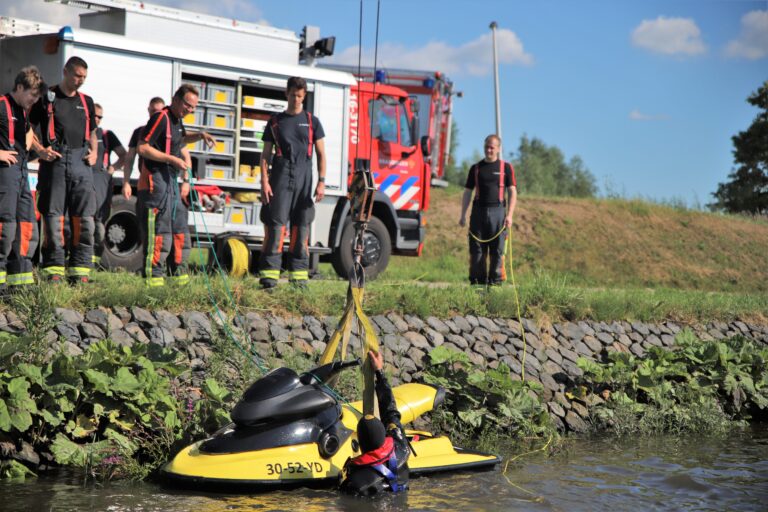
[100,195,144,273]
[331,216,391,280]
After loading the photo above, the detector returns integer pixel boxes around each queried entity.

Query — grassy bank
[1,269,767,324]
[386,187,768,292]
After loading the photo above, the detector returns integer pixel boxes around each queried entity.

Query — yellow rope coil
[226,238,250,278]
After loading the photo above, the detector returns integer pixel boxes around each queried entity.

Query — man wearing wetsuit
[339,350,410,496]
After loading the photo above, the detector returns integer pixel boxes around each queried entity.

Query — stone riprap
[2,308,767,434]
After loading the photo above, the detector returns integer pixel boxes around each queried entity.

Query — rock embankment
[2,307,766,434]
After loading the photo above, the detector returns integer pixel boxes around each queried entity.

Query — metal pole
[490,21,502,145]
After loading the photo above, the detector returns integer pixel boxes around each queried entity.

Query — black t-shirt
[464,159,516,206]
[0,93,28,158]
[94,127,123,172]
[29,85,96,149]
[140,107,186,172]
[262,110,325,162]
[128,125,143,149]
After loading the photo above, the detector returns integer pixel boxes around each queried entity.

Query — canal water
[2,425,766,511]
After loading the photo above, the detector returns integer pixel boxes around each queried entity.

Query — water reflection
[2,426,766,511]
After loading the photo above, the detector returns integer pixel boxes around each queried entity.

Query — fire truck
[323,64,458,185]
[0,0,432,279]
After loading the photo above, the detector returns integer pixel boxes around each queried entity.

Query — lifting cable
[187,180,268,374]
[318,0,382,417]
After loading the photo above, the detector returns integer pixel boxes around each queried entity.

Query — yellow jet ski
[162,359,499,489]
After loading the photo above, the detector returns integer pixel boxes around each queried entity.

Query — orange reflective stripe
[78,93,90,142]
[499,159,505,203]
[102,129,110,168]
[59,216,65,247]
[19,222,33,256]
[270,115,282,157]
[173,233,185,265]
[71,216,81,247]
[0,223,3,241]
[152,234,163,265]
[0,96,13,146]
[306,111,313,158]
[277,226,286,253]
[288,225,298,252]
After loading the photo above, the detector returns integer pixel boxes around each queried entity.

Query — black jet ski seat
[231,367,337,427]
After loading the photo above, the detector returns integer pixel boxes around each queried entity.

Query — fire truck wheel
[100,195,144,273]
[332,216,391,280]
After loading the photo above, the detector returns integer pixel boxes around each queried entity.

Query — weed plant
[577,330,768,436]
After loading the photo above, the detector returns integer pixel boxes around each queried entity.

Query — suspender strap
[47,90,56,143]
[78,92,90,142]
[499,159,505,203]
[102,129,110,168]
[270,115,282,157]
[0,96,13,147]
[270,112,314,159]
[142,108,172,156]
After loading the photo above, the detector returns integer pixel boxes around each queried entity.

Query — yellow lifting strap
[319,283,380,415]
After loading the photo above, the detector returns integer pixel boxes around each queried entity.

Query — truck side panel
[73,44,174,145]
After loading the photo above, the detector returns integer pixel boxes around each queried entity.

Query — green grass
[3,268,766,324]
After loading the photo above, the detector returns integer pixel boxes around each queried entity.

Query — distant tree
[710,81,768,214]
[443,120,466,186]
[509,135,597,197]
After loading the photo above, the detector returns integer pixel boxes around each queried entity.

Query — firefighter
[458,135,517,287]
[28,56,99,284]
[0,66,45,293]
[258,76,326,289]
[136,84,197,287]
[123,97,166,199]
[92,103,127,266]
[123,97,215,199]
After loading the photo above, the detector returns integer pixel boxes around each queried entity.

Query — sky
[3,0,767,205]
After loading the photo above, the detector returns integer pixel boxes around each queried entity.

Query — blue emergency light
[58,26,74,41]
[374,70,386,83]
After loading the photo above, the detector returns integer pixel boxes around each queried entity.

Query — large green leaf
[0,399,11,431]
[112,367,142,395]
[84,369,112,395]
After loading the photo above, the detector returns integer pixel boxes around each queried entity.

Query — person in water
[339,350,410,496]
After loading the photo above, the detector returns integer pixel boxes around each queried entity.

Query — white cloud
[329,28,533,76]
[631,16,706,56]
[629,109,669,121]
[725,10,768,60]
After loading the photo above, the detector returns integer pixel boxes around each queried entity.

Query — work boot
[48,274,65,285]
[260,278,277,290]
[289,280,308,291]
[68,275,90,285]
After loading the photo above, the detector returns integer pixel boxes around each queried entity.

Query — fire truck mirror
[420,136,432,157]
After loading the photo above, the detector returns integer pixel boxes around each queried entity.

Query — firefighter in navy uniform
[339,350,410,496]
[0,67,45,293]
[28,56,99,284]
[91,103,126,266]
[136,85,197,287]
[258,76,327,289]
[459,135,517,287]
[122,97,166,199]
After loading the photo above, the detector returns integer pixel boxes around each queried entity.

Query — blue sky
[5,0,768,204]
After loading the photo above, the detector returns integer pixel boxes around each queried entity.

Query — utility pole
[490,21,502,148]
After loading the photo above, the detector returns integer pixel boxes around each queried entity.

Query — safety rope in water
[188,178,268,374]
[468,226,528,382]
[501,432,554,499]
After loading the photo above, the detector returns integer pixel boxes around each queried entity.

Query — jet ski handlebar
[300,358,362,385]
